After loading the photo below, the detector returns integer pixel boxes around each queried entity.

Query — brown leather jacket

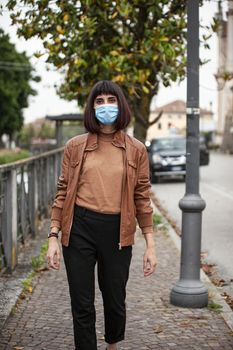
[50,129,153,249]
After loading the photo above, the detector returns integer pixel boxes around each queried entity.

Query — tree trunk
[132,93,151,143]
[0,136,5,148]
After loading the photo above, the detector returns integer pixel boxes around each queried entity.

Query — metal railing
[0,147,64,273]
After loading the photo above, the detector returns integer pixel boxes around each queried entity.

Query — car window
[152,138,186,152]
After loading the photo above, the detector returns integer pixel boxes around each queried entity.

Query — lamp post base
[170,280,208,308]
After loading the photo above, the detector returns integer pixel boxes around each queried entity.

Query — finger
[144,267,155,276]
[143,262,150,271]
[52,255,59,267]
[143,261,146,270]
[47,255,56,269]
[56,252,61,262]
[144,260,151,269]
[50,260,59,270]
[54,258,60,267]
[145,271,154,277]
[144,265,153,273]
[53,254,61,269]
[144,262,154,272]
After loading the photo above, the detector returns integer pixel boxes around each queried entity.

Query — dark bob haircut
[84,80,132,133]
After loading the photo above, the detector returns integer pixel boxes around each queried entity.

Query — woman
[46,80,157,350]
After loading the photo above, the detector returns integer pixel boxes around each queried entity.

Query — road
[152,151,233,284]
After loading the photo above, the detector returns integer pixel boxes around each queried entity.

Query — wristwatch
[48,232,59,238]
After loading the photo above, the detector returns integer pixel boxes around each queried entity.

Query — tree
[38,123,55,139]
[17,123,35,146]
[0,28,40,146]
[7,0,213,142]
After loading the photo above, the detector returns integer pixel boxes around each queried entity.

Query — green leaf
[142,85,150,94]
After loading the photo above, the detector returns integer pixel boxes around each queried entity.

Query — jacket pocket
[69,159,80,181]
[127,160,137,178]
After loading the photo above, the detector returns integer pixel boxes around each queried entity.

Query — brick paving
[0,223,233,350]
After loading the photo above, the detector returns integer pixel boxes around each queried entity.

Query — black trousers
[62,204,132,350]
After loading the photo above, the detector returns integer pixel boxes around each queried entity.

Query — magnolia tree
[7,0,215,141]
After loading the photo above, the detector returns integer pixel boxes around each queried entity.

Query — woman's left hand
[143,247,157,277]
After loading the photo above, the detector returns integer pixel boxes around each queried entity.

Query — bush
[0,149,30,164]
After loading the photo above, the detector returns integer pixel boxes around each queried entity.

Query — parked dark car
[147,136,209,183]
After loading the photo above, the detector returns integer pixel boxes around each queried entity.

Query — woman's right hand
[46,237,61,270]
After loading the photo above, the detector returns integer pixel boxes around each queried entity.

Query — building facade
[216,0,233,151]
[147,100,214,141]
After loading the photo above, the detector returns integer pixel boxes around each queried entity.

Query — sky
[0,0,226,124]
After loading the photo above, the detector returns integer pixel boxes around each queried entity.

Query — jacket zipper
[118,146,126,250]
[66,144,87,244]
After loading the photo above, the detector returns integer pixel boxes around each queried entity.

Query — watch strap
[48,232,59,239]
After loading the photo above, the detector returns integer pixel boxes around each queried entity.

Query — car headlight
[179,155,186,164]
[152,154,162,163]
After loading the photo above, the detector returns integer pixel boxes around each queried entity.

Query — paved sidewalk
[0,221,233,349]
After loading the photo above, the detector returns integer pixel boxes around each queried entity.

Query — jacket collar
[85,129,126,151]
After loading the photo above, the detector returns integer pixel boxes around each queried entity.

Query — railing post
[28,162,38,237]
[5,168,17,272]
[37,159,42,217]
[46,156,51,203]
[54,153,59,185]
[56,120,63,147]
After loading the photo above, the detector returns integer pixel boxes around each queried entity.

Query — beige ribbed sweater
[75,130,123,213]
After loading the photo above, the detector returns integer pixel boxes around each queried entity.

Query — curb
[0,222,48,331]
[150,197,233,333]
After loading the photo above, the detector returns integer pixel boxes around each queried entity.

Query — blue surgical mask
[95,104,119,125]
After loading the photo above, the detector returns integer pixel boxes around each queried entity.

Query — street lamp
[170,0,208,308]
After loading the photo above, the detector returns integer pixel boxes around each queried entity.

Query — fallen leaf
[154,325,163,333]
[221,292,233,309]
[35,267,49,272]
[179,320,192,327]
[212,278,228,287]
[201,263,216,276]
[188,315,209,320]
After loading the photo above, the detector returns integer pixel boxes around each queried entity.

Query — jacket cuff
[141,226,154,235]
[51,206,63,222]
[136,212,153,229]
[50,220,61,230]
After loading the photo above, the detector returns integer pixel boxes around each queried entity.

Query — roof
[45,113,84,121]
[152,100,213,116]
[25,117,53,126]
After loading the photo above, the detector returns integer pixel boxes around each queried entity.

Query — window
[158,122,162,130]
